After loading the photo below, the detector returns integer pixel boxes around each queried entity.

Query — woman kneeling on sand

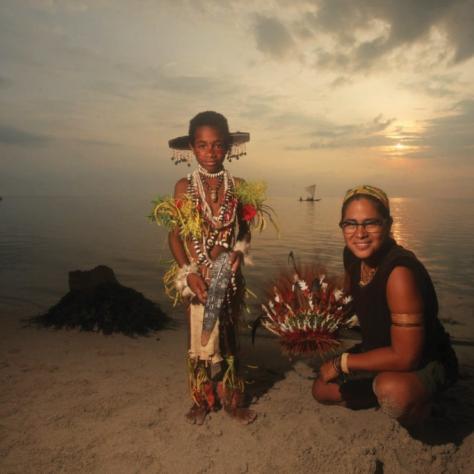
[313,185,458,426]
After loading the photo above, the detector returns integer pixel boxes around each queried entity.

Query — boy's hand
[229,251,244,273]
[187,273,208,304]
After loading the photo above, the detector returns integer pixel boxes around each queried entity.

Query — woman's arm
[320,266,425,382]
[345,266,425,373]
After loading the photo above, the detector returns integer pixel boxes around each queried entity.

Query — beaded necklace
[197,164,225,178]
[187,169,238,268]
[200,173,224,203]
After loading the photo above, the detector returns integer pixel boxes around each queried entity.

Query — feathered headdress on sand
[254,253,358,356]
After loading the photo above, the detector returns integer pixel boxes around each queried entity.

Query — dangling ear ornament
[167,132,250,166]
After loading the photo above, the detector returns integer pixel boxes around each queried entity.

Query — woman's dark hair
[341,194,393,226]
[188,111,231,146]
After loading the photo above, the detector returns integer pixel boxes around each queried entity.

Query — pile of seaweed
[31,265,168,336]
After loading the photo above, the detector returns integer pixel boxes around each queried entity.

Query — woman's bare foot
[185,404,209,425]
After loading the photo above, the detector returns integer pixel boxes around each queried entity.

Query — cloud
[310,0,454,71]
[154,74,236,96]
[88,66,241,100]
[330,76,352,88]
[305,114,395,149]
[0,125,51,147]
[0,76,12,88]
[399,74,458,98]
[238,95,277,119]
[402,99,474,159]
[74,138,123,148]
[442,0,474,63]
[25,0,89,12]
[254,1,474,71]
[253,14,295,59]
[294,100,474,161]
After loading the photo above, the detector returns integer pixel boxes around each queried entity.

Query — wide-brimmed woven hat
[168,131,250,150]
[168,132,250,165]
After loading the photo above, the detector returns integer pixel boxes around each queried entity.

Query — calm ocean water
[0,195,473,343]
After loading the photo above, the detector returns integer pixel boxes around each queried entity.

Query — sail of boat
[305,185,316,200]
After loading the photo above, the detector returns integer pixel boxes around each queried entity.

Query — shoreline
[1,311,473,473]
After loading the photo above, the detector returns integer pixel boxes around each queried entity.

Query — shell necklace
[200,173,224,203]
[186,170,237,268]
[190,170,236,228]
[359,261,377,287]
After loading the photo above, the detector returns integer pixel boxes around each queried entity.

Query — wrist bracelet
[341,352,350,374]
[332,356,342,375]
[175,262,198,298]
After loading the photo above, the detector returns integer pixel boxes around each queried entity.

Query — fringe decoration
[233,239,252,266]
[227,143,247,162]
[162,263,181,306]
[171,149,193,167]
[188,357,212,406]
[175,262,198,299]
[222,356,245,394]
[187,356,216,408]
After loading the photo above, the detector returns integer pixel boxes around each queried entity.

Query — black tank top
[344,239,457,380]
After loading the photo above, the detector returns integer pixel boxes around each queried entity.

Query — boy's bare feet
[185,404,209,425]
[217,382,257,425]
[225,406,257,424]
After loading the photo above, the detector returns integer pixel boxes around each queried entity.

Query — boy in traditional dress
[167,111,256,425]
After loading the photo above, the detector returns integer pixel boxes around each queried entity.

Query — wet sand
[1,311,473,474]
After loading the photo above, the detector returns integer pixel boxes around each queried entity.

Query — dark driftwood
[32,265,167,335]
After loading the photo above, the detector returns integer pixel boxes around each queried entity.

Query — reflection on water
[0,196,473,342]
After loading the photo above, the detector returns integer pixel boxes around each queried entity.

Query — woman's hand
[319,359,340,383]
[229,250,244,273]
[187,273,208,304]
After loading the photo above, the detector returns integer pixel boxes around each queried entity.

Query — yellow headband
[343,185,390,211]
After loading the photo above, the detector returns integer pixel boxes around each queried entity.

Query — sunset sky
[1,0,473,198]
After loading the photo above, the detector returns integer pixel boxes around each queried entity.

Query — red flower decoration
[241,204,257,221]
[175,198,183,209]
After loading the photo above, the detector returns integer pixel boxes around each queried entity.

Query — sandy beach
[1,308,473,474]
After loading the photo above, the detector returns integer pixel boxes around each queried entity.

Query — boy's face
[191,126,227,173]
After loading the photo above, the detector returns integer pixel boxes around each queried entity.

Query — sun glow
[384,141,416,159]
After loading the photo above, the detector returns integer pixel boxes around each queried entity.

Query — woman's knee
[373,373,421,419]
[373,373,397,398]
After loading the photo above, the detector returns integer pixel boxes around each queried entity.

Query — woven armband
[175,263,198,298]
[233,239,252,265]
[391,312,424,328]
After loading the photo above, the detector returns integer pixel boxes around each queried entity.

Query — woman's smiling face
[341,197,391,260]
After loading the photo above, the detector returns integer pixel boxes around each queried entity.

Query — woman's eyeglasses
[339,219,385,235]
